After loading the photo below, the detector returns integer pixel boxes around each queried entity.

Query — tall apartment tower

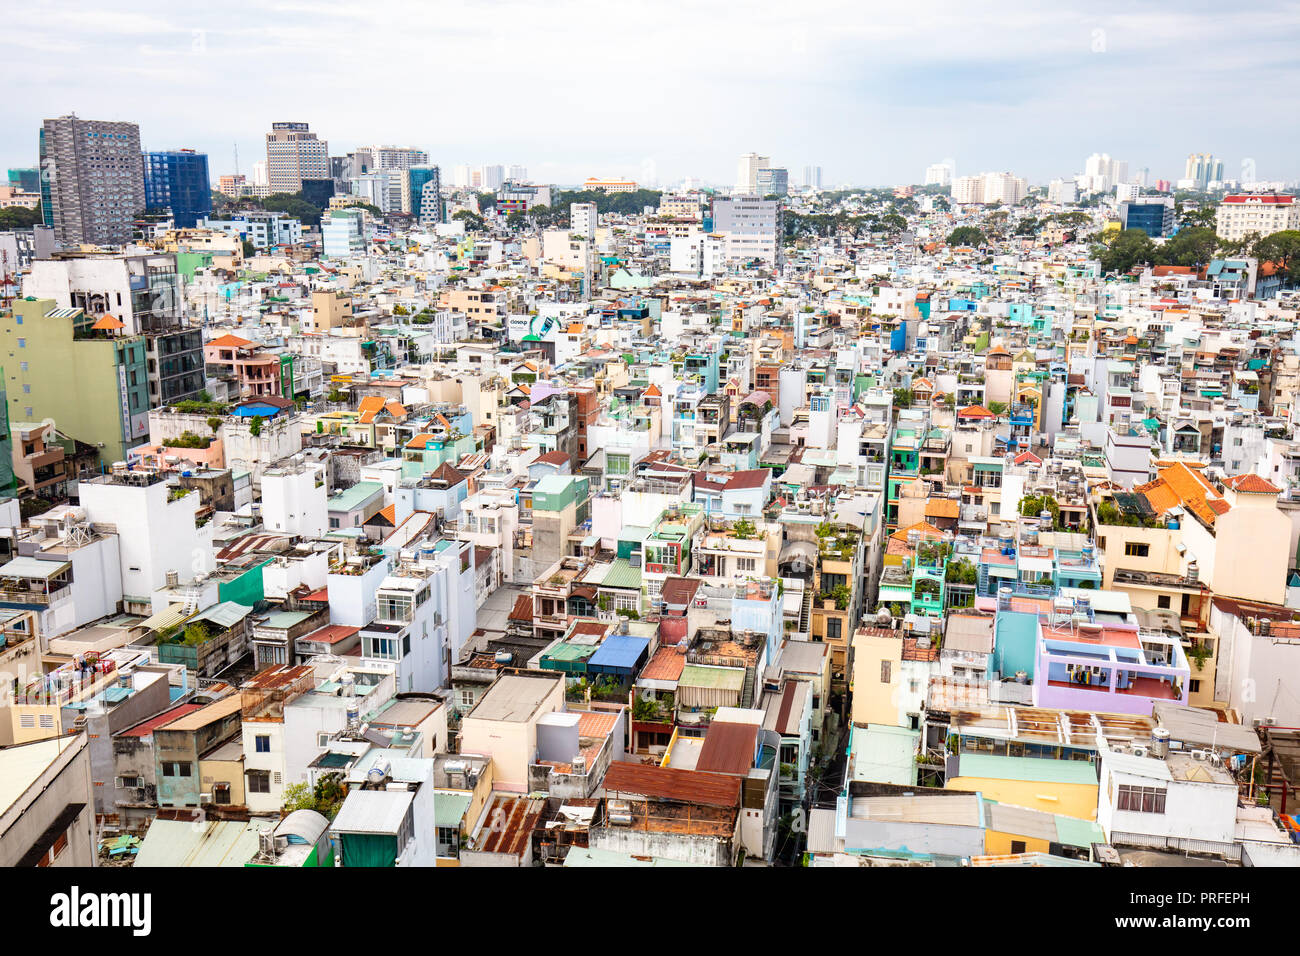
[407,165,443,225]
[40,115,144,247]
[735,153,770,195]
[925,163,952,187]
[265,122,329,194]
[570,202,598,239]
[143,149,211,228]
[803,165,824,190]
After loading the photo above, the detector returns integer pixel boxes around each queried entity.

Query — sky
[3,0,1300,189]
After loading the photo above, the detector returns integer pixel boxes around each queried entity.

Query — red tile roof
[1224,473,1281,495]
[640,645,688,682]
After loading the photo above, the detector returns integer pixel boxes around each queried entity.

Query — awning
[779,540,817,567]
[0,557,70,580]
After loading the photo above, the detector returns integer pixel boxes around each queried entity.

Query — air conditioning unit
[1131,745,1147,758]
[1263,717,1278,727]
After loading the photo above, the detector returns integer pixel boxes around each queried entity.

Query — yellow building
[849,627,903,727]
[946,754,1099,820]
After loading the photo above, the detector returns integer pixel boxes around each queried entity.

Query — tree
[1014,217,1040,236]
[988,401,1008,416]
[1099,228,1156,275]
[893,387,913,408]
[1157,226,1218,268]
[947,226,985,247]
[1254,230,1300,284]
[506,208,528,231]
[453,209,485,232]
[1178,205,1218,230]
[475,192,497,213]
[241,239,256,258]
[732,517,757,540]
[880,212,907,234]
[0,206,43,230]
[248,415,263,437]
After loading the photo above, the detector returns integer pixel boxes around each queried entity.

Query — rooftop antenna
[233,142,240,177]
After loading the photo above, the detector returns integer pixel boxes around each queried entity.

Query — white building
[261,462,328,536]
[570,202,598,239]
[713,198,781,267]
[924,163,953,187]
[735,153,770,195]
[77,472,215,614]
[1096,744,1239,848]
[1216,193,1300,241]
[1047,179,1078,204]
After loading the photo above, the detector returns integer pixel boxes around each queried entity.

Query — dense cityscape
[0,104,1299,879]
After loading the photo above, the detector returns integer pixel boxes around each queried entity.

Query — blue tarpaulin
[586,635,650,677]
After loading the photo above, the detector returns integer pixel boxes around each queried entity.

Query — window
[213,783,231,805]
[736,558,756,572]
[246,770,271,794]
[826,617,842,642]
[1124,542,1150,558]
[880,660,892,683]
[317,732,331,748]
[1189,679,1201,694]
[458,689,476,707]
[255,735,270,753]
[1116,783,1166,814]
[1157,595,1171,609]
[1010,840,1027,854]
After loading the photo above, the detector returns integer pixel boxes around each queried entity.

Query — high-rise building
[322,209,367,258]
[1119,197,1175,238]
[952,172,1026,205]
[452,165,473,188]
[265,122,329,194]
[951,176,983,204]
[925,163,953,187]
[40,115,145,247]
[712,197,782,267]
[802,165,823,190]
[1216,193,1300,241]
[480,165,505,190]
[407,166,442,225]
[7,168,39,193]
[508,165,527,182]
[143,149,211,229]
[1114,182,1141,204]
[1082,153,1128,193]
[1185,153,1224,191]
[350,173,395,213]
[570,202,597,239]
[1047,179,1077,204]
[735,153,770,195]
[755,167,789,197]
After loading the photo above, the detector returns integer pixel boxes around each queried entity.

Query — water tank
[1150,728,1170,759]
[345,699,360,726]
[165,569,179,588]
[494,650,513,665]
[340,673,356,698]
[1167,518,1180,530]
[1038,510,1052,531]
[1185,561,1198,583]
[366,759,390,785]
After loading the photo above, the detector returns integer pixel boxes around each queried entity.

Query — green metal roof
[434,792,472,829]
[678,664,745,691]
[956,754,1098,786]
[600,557,642,590]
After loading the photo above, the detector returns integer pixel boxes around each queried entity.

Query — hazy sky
[4,0,1299,188]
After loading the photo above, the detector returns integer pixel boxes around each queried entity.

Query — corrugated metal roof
[696,721,758,775]
[678,664,745,691]
[135,819,264,867]
[137,603,197,633]
[0,556,70,580]
[332,789,413,835]
[601,762,741,808]
[434,792,472,829]
[195,601,254,629]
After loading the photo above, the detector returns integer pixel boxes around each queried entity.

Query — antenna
[234,142,240,177]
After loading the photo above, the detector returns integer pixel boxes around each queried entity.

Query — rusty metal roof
[695,721,759,776]
[601,762,741,808]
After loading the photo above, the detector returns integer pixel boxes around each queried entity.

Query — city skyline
[2,1,1299,188]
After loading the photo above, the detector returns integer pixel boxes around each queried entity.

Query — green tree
[947,226,985,246]
[1157,226,1218,268]
[987,401,1008,417]
[0,206,43,230]
[1098,228,1157,275]
[248,415,263,437]
[475,191,496,213]
[893,387,914,408]
[453,209,486,232]
[1254,230,1300,284]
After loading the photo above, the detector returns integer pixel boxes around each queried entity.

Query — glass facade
[143,150,212,228]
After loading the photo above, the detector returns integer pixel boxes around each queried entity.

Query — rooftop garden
[163,431,214,450]
[172,399,230,416]
[1096,498,1161,528]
